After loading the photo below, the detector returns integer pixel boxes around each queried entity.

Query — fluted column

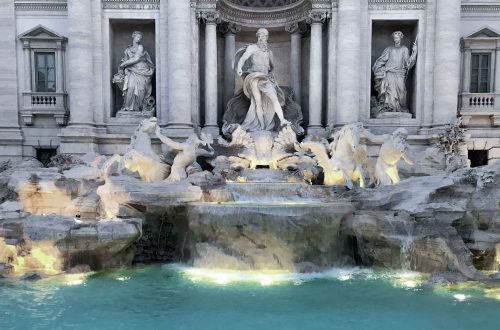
[67,0,94,126]
[220,23,240,107]
[286,22,305,106]
[307,12,327,135]
[336,0,361,125]
[166,0,193,133]
[201,12,220,135]
[432,0,461,126]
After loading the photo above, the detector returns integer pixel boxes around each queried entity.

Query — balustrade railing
[22,92,66,111]
[461,93,498,110]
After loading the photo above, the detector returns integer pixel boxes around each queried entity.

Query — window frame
[34,51,57,93]
[470,52,493,93]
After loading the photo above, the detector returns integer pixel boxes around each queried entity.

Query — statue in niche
[112,31,155,117]
[222,28,303,136]
[372,31,417,118]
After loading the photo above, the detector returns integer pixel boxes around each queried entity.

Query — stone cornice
[216,0,318,28]
[368,0,426,10]
[14,0,67,11]
[102,0,159,10]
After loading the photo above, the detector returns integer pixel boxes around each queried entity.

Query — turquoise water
[1,265,500,330]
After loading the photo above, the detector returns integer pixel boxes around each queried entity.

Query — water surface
[1,265,499,330]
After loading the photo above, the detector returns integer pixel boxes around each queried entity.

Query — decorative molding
[102,0,159,10]
[14,0,67,11]
[306,11,327,24]
[218,22,242,35]
[285,21,308,34]
[199,11,221,24]
[216,0,316,28]
[368,0,426,11]
[462,5,500,13]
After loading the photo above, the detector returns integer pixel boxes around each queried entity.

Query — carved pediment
[467,27,500,39]
[18,25,66,41]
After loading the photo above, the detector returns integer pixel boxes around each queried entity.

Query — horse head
[333,122,363,153]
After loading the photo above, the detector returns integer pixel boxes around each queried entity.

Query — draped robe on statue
[121,46,155,112]
[372,45,416,113]
[234,45,286,132]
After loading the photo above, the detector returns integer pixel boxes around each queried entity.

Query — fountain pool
[1,265,500,330]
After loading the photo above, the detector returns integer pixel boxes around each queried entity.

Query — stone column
[0,0,22,159]
[220,23,240,107]
[166,0,193,134]
[56,41,64,93]
[494,43,500,93]
[22,41,31,92]
[307,12,327,135]
[67,0,94,127]
[286,22,305,106]
[494,43,500,110]
[201,12,220,136]
[59,0,97,155]
[462,47,472,93]
[432,0,461,127]
[336,0,361,125]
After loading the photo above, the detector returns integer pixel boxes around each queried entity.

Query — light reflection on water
[1,265,500,330]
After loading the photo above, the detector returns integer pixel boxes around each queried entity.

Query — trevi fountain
[1,1,500,329]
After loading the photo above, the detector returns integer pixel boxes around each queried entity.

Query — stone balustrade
[21,92,68,126]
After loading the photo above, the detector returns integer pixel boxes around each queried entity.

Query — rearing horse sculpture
[329,123,370,188]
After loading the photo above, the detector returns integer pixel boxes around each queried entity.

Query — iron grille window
[470,53,491,93]
[35,52,56,92]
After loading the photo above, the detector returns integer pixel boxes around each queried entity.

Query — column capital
[306,11,328,25]
[198,11,220,25]
[285,22,308,34]
[218,22,241,36]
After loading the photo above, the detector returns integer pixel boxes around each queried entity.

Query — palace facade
[1,0,500,165]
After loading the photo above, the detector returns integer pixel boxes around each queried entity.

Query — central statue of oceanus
[222,28,303,136]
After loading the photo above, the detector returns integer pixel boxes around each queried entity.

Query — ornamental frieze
[368,0,426,11]
[101,0,159,10]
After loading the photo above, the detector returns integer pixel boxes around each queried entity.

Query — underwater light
[453,294,467,301]
[182,267,293,286]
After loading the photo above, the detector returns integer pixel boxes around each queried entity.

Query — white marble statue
[155,127,214,183]
[372,31,417,115]
[234,28,291,131]
[113,31,155,115]
[297,140,354,189]
[120,117,169,182]
[375,128,414,186]
[329,123,371,188]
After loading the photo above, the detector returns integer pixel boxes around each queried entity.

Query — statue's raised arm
[155,126,185,151]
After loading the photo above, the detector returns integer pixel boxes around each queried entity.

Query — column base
[0,128,23,161]
[307,126,327,137]
[163,123,195,139]
[202,126,220,137]
[58,126,99,155]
